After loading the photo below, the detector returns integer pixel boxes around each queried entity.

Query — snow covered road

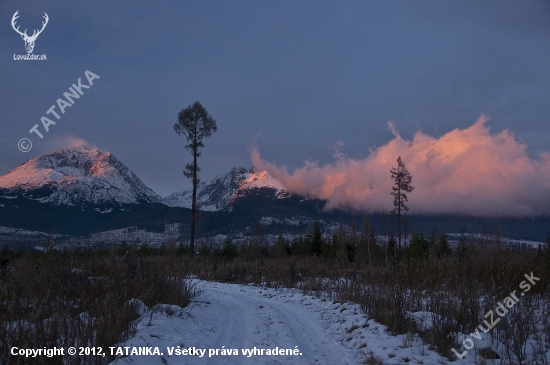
[109,280,458,365]
[110,281,362,364]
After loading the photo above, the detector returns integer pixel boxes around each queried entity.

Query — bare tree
[174,101,218,254]
[390,156,414,249]
[362,215,372,266]
[379,208,390,268]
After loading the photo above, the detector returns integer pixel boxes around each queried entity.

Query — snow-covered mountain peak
[0,145,161,206]
[162,167,287,211]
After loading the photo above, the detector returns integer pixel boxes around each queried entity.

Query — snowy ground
[108,280,483,365]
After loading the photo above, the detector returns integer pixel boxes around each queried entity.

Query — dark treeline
[170,218,536,269]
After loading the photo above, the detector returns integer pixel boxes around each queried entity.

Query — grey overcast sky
[1,1,549,198]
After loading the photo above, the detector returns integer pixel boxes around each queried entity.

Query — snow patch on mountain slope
[0,145,160,206]
[161,183,220,211]
[241,170,285,191]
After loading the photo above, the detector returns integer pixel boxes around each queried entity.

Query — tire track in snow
[204,282,357,365]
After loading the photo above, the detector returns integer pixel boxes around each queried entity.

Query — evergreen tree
[345,240,356,262]
[221,238,238,260]
[274,234,290,258]
[404,232,429,262]
[387,234,398,267]
[310,219,323,256]
[390,156,414,249]
[437,233,451,259]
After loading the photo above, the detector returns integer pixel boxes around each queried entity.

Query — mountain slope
[0,145,160,207]
[162,167,289,211]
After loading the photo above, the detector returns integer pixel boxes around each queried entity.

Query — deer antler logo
[11,11,49,54]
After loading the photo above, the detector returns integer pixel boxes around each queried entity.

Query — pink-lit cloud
[251,116,550,216]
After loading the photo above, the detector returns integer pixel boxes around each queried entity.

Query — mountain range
[0,145,318,238]
[0,145,548,242]
[0,145,288,212]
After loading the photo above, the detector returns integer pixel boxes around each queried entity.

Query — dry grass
[0,246,198,365]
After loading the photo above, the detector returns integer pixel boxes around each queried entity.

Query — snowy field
[108,280,488,365]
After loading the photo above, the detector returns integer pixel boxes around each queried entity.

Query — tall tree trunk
[397,187,401,252]
[190,146,198,254]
